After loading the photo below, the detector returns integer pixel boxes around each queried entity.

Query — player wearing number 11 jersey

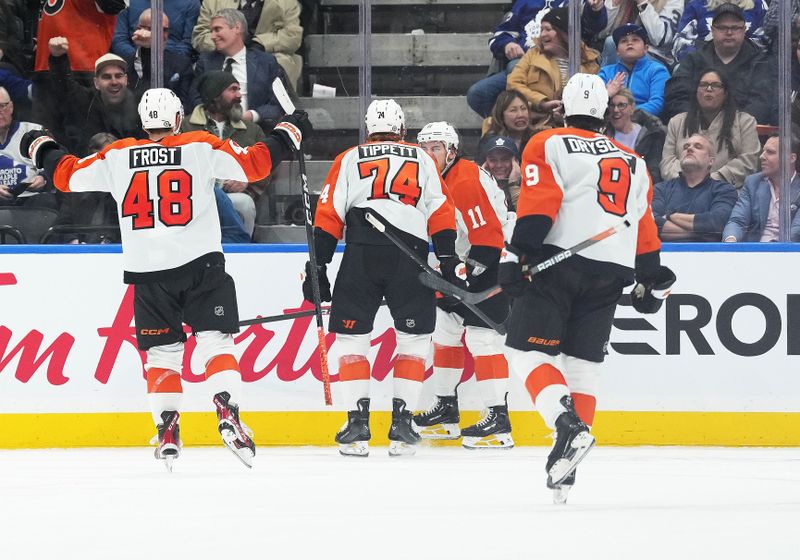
[498,74,675,502]
[305,99,458,457]
[20,88,311,471]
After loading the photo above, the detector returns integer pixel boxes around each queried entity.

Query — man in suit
[191,8,285,131]
[723,134,800,242]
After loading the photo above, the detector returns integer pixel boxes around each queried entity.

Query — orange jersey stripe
[524,363,567,402]
[427,174,457,237]
[474,355,509,381]
[571,392,597,426]
[146,368,183,394]
[314,150,348,240]
[517,129,564,221]
[433,344,465,369]
[205,354,241,379]
[636,172,662,256]
[339,356,371,381]
[394,355,426,382]
[446,160,505,250]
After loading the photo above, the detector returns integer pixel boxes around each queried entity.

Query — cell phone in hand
[7,182,29,197]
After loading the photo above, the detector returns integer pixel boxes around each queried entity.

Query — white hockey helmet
[562,73,609,119]
[365,99,405,135]
[138,88,184,132]
[417,121,459,153]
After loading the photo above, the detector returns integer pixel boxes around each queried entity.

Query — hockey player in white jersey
[21,88,311,471]
[412,121,514,449]
[499,74,675,502]
[303,99,459,457]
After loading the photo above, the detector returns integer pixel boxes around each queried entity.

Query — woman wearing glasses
[660,68,760,188]
[605,88,666,182]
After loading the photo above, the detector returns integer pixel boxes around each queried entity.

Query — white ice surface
[1,446,798,560]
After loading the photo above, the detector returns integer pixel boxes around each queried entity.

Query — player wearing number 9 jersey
[498,74,675,503]
[20,88,312,470]
[306,99,458,457]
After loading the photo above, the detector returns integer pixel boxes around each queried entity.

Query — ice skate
[335,398,371,457]
[461,403,514,449]
[154,410,181,472]
[388,398,421,456]
[213,391,256,469]
[412,395,460,439]
[546,396,594,487]
[547,470,576,504]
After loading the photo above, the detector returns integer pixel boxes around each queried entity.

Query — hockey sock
[571,392,596,427]
[339,355,371,410]
[524,364,570,429]
[474,354,509,408]
[433,344,464,396]
[146,367,183,425]
[204,354,242,405]
[393,354,426,410]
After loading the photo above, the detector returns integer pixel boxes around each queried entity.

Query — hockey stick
[363,211,506,335]
[417,219,632,304]
[272,77,332,406]
[239,302,387,327]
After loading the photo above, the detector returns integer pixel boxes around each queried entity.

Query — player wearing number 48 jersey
[21,88,312,471]
[413,121,515,449]
[304,99,458,458]
[499,74,676,503]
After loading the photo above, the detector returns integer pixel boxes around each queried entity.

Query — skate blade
[388,441,417,457]
[220,429,255,469]
[338,441,369,457]
[414,422,460,440]
[551,484,571,505]
[164,455,175,473]
[462,433,514,449]
[548,432,595,485]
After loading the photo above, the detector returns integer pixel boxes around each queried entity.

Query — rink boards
[0,244,799,448]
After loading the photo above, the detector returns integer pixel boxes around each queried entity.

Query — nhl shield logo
[405,318,415,328]
[215,306,225,316]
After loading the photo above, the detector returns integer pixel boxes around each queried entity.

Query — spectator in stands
[672,0,766,63]
[0,0,30,76]
[599,24,669,117]
[191,9,286,131]
[664,3,772,123]
[193,0,302,91]
[605,88,666,182]
[183,70,268,239]
[112,0,199,59]
[120,9,194,108]
[0,86,53,209]
[661,69,760,188]
[723,134,800,242]
[48,42,145,155]
[652,132,737,241]
[481,90,539,152]
[597,0,683,68]
[763,0,800,47]
[478,135,521,210]
[32,0,125,134]
[466,0,607,118]
[0,67,31,105]
[53,132,119,244]
[506,7,601,129]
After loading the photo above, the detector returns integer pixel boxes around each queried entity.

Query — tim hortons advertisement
[0,249,799,414]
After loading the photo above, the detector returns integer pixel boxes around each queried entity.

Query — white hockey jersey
[52,131,274,280]
[314,141,455,242]
[443,157,510,260]
[516,127,660,273]
[0,121,43,197]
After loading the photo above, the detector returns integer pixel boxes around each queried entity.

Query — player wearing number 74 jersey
[20,88,312,471]
[499,74,676,503]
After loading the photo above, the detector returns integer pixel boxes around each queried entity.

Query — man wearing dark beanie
[183,70,268,238]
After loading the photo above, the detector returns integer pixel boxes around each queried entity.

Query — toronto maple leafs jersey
[51,131,274,281]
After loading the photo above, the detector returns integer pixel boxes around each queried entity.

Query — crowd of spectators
[0,0,302,243]
[473,0,800,243]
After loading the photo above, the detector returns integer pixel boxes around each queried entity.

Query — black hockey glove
[302,261,332,303]
[20,129,58,169]
[498,244,529,298]
[273,110,313,152]
[631,265,676,314]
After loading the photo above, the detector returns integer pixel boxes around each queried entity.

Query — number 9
[524,163,539,186]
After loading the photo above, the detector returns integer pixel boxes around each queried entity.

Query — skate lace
[420,400,444,419]
[475,409,494,427]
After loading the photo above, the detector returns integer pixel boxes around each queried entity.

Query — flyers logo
[229,141,249,155]
[43,0,65,16]
[342,320,356,330]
